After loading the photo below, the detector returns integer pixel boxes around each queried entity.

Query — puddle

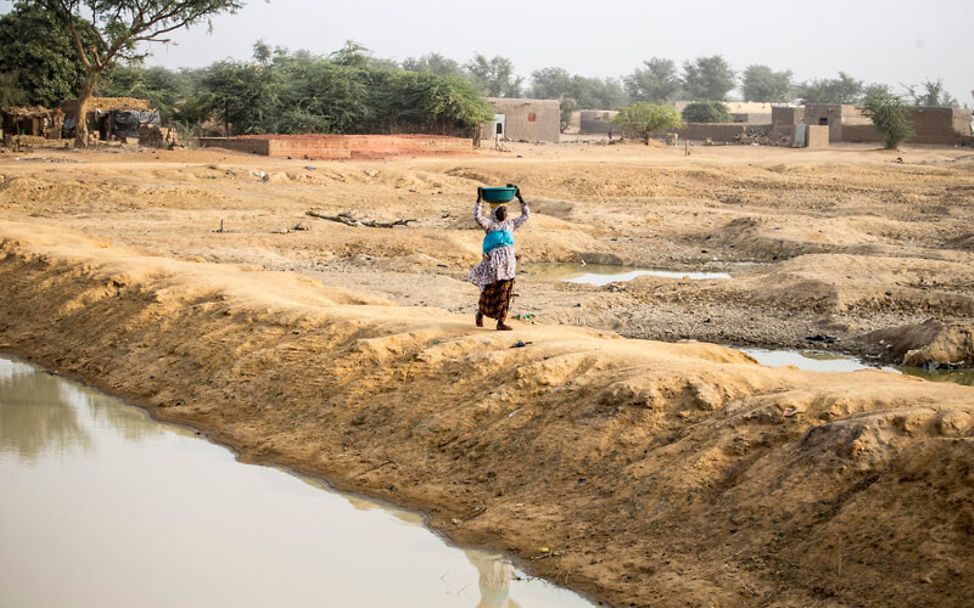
[522,263,731,286]
[0,356,593,608]
[741,348,898,374]
[899,366,974,386]
[741,348,973,386]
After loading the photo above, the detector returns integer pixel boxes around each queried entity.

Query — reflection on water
[0,360,91,461]
[468,550,522,608]
[522,263,731,286]
[0,356,592,608]
[900,366,974,386]
[0,359,164,463]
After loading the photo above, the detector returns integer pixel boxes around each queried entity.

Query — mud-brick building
[908,107,973,144]
[802,104,873,142]
[804,103,973,145]
[481,98,560,143]
[771,106,805,129]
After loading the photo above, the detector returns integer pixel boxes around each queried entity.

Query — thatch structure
[60,96,151,117]
[60,97,157,142]
[1,105,59,138]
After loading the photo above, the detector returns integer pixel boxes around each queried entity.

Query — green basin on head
[481,186,516,203]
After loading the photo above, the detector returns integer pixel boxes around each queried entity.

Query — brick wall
[198,137,271,155]
[840,124,884,143]
[840,105,873,125]
[268,137,351,159]
[197,134,472,160]
[677,123,747,142]
[772,106,804,126]
[910,107,970,144]
[838,108,973,145]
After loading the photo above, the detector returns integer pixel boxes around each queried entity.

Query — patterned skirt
[478,279,515,320]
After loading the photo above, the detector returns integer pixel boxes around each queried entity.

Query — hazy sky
[5,0,972,101]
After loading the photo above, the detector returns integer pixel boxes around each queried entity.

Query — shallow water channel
[0,356,594,608]
[521,263,731,286]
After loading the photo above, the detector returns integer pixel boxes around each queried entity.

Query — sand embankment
[1,220,972,607]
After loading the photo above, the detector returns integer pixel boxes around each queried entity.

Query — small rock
[291,221,310,231]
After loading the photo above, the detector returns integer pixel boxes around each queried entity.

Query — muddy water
[521,263,731,286]
[742,348,974,386]
[0,357,594,608]
[899,366,974,386]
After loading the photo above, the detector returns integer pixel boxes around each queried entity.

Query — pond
[0,356,594,608]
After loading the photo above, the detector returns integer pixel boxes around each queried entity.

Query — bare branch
[66,19,93,70]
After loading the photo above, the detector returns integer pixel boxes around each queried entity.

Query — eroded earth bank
[1,143,973,607]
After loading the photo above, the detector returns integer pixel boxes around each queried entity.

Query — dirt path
[1,142,974,606]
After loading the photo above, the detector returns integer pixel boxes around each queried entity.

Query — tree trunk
[74,81,95,149]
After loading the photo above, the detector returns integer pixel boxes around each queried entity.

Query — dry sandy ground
[2,141,972,363]
[1,141,973,607]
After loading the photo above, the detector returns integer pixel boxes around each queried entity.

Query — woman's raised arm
[473,187,491,230]
[511,187,530,230]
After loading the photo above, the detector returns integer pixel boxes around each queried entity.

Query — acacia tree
[796,71,863,104]
[612,101,682,144]
[741,64,793,102]
[908,79,958,107]
[464,54,522,98]
[402,53,463,77]
[528,67,625,110]
[624,57,681,103]
[682,55,735,101]
[860,91,913,149]
[36,0,244,146]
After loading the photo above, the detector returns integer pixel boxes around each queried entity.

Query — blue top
[482,229,514,254]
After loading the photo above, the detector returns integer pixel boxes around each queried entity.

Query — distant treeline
[0,2,961,136]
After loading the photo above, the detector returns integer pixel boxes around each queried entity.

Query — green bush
[193,45,492,136]
[859,92,913,149]
[681,101,730,123]
[612,102,683,144]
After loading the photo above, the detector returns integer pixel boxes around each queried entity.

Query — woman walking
[467,186,530,331]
